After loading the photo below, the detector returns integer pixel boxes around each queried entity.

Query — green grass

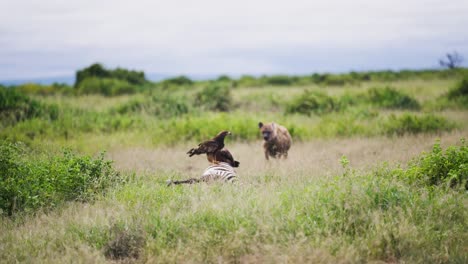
[1,140,466,262]
[1,72,468,262]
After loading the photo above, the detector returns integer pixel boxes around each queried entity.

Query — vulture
[187,131,231,160]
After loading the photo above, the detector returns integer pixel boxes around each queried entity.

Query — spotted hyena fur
[258,122,292,160]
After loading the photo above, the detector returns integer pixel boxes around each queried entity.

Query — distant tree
[75,63,147,88]
[161,76,193,87]
[439,51,463,69]
[75,63,110,87]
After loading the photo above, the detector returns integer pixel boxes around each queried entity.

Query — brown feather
[207,148,240,167]
[187,130,231,157]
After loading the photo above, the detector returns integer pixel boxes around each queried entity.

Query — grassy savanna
[1,67,468,263]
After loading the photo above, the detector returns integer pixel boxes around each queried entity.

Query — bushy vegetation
[286,90,336,115]
[114,93,189,118]
[384,113,455,136]
[444,76,468,108]
[75,77,139,96]
[0,87,58,127]
[75,63,147,87]
[73,63,148,96]
[285,86,420,116]
[0,141,124,216]
[15,82,72,96]
[210,68,468,88]
[366,87,420,110]
[397,139,467,189]
[161,75,194,88]
[449,75,468,97]
[194,84,233,112]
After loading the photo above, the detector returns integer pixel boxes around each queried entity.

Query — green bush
[195,84,232,112]
[0,141,124,216]
[262,75,296,86]
[76,77,138,96]
[161,76,193,87]
[447,76,468,99]
[398,139,467,189]
[15,83,72,96]
[286,90,336,115]
[115,94,189,118]
[237,75,260,87]
[0,87,58,127]
[366,87,420,110]
[75,63,146,87]
[384,113,455,136]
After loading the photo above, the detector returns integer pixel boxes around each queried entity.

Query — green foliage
[286,90,336,115]
[399,139,467,189]
[114,93,189,118]
[384,113,455,136]
[443,76,468,108]
[237,75,259,87]
[76,77,138,96]
[75,63,146,87]
[262,75,296,86]
[366,87,420,110]
[161,75,193,87]
[0,141,124,216]
[216,75,231,82]
[0,87,58,127]
[15,82,72,96]
[448,76,468,98]
[195,84,233,112]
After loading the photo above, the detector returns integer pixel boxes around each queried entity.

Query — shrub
[262,75,296,86]
[76,77,138,96]
[237,75,260,87]
[384,113,455,136]
[0,141,124,216]
[115,94,189,118]
[0,87,59,127]
[447,76,468,99]
[217,75,231,82]
[321,74,349,86]
[75,63,146,87]
[195,84,232,112]
[398,139,467,189]
[161,76,193,87]
[15,83,69,96]
[286,90,336,115]
[366,87,420,110]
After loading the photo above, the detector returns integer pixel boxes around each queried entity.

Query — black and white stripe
[200,162,237,182]
[167,162,237,185]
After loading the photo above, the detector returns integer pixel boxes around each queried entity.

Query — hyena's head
[258,122,276,141]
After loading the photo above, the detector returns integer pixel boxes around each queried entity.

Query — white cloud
[1,0,467,79]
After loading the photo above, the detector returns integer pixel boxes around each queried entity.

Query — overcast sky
[1,0,467,81]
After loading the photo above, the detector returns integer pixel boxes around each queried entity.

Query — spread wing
[187,140,220,157]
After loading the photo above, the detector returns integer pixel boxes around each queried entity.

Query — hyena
[258,122,292,160]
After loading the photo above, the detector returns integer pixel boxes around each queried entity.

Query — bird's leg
[212,151,220,164]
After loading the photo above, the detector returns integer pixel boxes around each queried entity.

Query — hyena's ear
[258,122,263,128]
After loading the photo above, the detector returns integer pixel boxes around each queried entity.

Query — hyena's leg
[167,178,200,186]
[283,152,288,159]
[264,150,270,160]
